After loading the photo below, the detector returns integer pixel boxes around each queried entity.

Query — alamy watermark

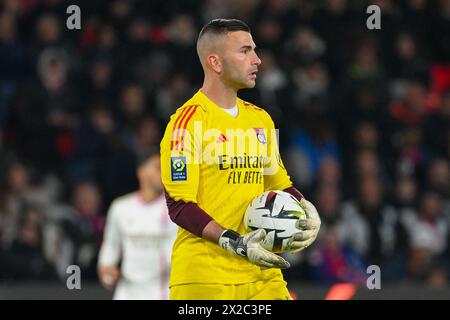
[366,265,381,290]
[169,123,282,176]
[65,4,382,32]
[366,5,381,30]
[66,265,81,290]
[66,5,81,30]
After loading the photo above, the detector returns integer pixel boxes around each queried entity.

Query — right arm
[97,202,121,290]
[165,190,289,269]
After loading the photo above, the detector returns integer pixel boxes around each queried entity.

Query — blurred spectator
[312,0,351,46]
[352,149,388,186]
[156,73,194,120]
[1,203,58,281]
[316,156,341,187]
[0,160,29,249]
[307,225,367,284]
[348,39,385,83]
[165,14,200,78]
[407,192,449,285]
[202,0,235,24]
[119,16,153,68]
[18,47,80,172]
[285,108,340,191]
[128,116,161,161]
[394,126,431,178]
[0,12,30,128]
[284,27,326,67]
[427,0,450,62]
[313,183,341,228]
[354,122,379,151]
[83,57,116,106]
[390,80,434,127]
[337,175,409,281]
[400,0,428,41]
[117,83,147,130]
[254,49,288,122]
[60,181,105,280]
[0,160,57,249]
[255,17,282,52]
[292,61,329,106]
[426,158,450,198]
[67,104,118,183]
[335,81,390,167]
[134,50,172,94]
[96,24,118,52]
[394,175,418,210]
[424,89,450,158]
[108,0,134,39]
[389,31,428,80]
[34,13,62,49]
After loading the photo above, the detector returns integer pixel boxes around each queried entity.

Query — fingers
[100,272,118,290]
[247,244,291,269]
[292,229,317,241]
[290,238,315,251]
[101,275,115,290]
[258,253,290,269]
[296,218,320,230]
[244,229,266,244]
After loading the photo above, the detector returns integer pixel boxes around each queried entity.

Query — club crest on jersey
[171,156,187,181]
[254,128,267,144]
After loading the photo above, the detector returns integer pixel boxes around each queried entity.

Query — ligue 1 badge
[254,128,267,144]
[171,156,187,181]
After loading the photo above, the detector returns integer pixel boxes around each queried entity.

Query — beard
[222,60,254,89]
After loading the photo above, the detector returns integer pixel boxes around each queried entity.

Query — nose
[252,52,262,66]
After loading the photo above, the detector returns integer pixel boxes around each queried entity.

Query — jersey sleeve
[160,105,202,203]
[98,200,122,267]
[263,114,293,191]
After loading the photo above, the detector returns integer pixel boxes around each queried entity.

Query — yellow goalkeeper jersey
[161,89,293,286]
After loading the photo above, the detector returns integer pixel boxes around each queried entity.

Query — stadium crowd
[0,0,449,288]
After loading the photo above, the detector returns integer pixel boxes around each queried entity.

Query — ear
[206,54,222,73]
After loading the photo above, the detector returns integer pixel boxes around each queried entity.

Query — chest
[117,205,169,238]
[199,110,270,160]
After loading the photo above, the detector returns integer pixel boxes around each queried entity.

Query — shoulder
[239,98,274,127]
[109,193,138,211]
[239,98,264,111]
[167,103,206,129]
[170,93,208,122]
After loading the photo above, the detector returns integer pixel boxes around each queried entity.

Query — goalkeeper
[161,19,321,300]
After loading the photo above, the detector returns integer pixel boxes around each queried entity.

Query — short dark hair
[198,19,250,40]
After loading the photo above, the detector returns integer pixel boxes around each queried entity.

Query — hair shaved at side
[196,19,250,68]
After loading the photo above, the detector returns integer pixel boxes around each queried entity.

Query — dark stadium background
[0,0,449,299]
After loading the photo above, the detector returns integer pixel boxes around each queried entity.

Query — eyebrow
[240,45,256,50]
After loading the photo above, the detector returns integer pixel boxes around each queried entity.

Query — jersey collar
[196,89,242,118]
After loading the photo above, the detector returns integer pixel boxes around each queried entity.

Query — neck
[139,187,159,203]
[201,76,237,109]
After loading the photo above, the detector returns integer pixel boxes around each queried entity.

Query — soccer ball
[243,190,306,253]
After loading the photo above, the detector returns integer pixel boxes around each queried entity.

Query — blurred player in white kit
[97,151,178,300]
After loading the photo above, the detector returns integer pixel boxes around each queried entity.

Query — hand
[219,229,290,269]
[289,198,321,253]
[98,266,119,290]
